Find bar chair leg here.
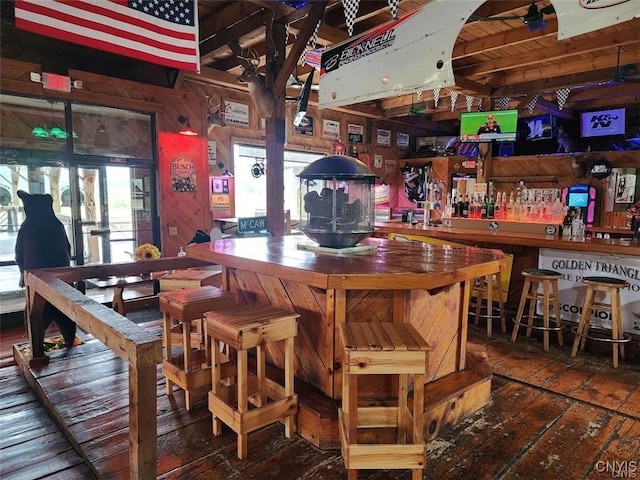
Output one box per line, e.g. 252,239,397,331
552,280,564,347
571,286,595,358
511,278,531,343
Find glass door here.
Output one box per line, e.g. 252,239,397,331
72,161,155,266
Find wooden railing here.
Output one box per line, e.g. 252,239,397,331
23,257,214,480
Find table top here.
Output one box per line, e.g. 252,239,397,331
187,236,505,291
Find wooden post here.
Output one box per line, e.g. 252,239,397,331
265,16,286,238
129,364,158,480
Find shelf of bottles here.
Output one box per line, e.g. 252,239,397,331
443,187,567,225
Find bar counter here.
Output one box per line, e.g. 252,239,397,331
375,220,640,256
187,235,506,447
375,221,640,323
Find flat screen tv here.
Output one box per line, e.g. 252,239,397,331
523,115,555,140
581,108,626,138
459,110,519,142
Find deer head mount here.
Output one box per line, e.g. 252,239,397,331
206,96,225,133
236,49,275,119
569,153,593,179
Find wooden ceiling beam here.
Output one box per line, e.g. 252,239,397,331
274,1,329,93
490,48,640,94
453,18,558,59
200,11,267,64
457,29,640,76
199,3,263,45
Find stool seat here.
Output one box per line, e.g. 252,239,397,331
582,276,628,285
159,286,236,410
206,303,299,459
339,322,429,480
511,269,563,352
469,272,506,337
571,277,630,368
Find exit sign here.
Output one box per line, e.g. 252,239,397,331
42,72,72,92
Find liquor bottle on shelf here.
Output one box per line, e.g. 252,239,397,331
487,194,495,219
481,196,488,219
457,196,465,219
507,192,515,220
515,196,523,220
494,191,502,220
452,194,459,217
462,195,470,218
472,194,481,219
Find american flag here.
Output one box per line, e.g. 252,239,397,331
14,0,200,72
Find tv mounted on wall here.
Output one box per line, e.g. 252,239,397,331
459,110,519,143
581,108,626,138
523,114,555,141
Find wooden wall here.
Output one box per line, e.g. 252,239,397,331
2,57,638,258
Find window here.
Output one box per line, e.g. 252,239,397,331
233,144,324,219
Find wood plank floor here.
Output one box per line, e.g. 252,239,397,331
1,317,639,480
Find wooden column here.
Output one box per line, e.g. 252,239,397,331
265,16,286,238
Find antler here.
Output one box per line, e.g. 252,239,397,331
206,95,225,132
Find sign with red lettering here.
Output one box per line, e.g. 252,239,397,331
171,156,196,192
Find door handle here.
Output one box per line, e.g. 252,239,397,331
90,229,111,236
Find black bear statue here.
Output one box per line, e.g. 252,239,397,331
15,190,77,347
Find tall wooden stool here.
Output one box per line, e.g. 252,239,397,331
159,286,236,410
205,303,299,459
571,276,630,368
469,272,506,337
338,321,430,480
511,268,564,352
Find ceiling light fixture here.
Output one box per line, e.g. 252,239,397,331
522,2,553,32
31,124,49,138
293,71,314,127
178,115,198,136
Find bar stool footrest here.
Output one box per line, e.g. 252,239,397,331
469,306,504,320
512,316,564,332
571,326,631,344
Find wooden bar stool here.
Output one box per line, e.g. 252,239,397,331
571,276,630,368
469,272,506,337
511,268,564,352
205,303,299,459
159,286,236,410
338,321,430,480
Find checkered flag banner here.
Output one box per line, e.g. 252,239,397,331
450,90,459,111
556,88,571,110
299,20,322,66
527,93,540,114
388,0,399,20
342,0,360,36
416,90,422,100
497,97,510,110
433,87,441,107
478,98,483,111
465,95,474,112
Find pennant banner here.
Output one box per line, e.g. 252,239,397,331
14,0,200,72
450,90,459,111
556,88,571,110
433,87,441,107
527,93,540,114
342,0,360,37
